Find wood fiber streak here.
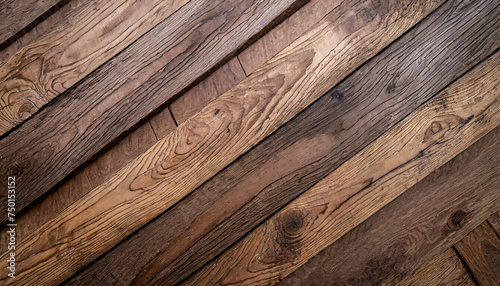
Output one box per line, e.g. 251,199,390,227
281,128,500,286
66,1,500,284
398,249,477,286
0,0,304,221
185,50,500,285
455,222,500,285
488,211,500,237
0,0,60,45
0,0,189,134
0,0,442,284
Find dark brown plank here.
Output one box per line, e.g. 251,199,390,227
455,221,500,285
66,1,499,284
0,0,307,222
280,126,500,286
0,0,61,45
398,249,476,286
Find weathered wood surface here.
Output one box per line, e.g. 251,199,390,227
398,249,477,286
66,1,500,284
0,0,443,284
0,0,61,45
0,0,190,134
185,49,500,285
0,0,307,221
281,127,500,285
455,221,500,285
488,211,500,237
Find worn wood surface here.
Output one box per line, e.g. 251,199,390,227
65,1,500,284
280,127,500,285
185,48,500,285
455,221,500,285
398,249,477,286
0,0,306,221
0,0,61,45
0,0,189,134
0,0,443,284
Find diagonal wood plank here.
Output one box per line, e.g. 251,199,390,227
64,1,500,284
455,221,500,285
0,0,443,284
488,211,500,237
0,0,308,221
184,49,500,285
0,0,61,46
281,128,500,285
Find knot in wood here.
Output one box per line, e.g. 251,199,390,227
279,208,307,237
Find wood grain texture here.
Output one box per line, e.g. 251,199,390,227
398,249,477,286
0,0,190,135
488,211,500,237
167,57,247,127
185,49,500,285
0,1,443,284
66,1,500,284
455,222,500,285
281,127,500,286
238,0,338,74
0,0,60,45
0,0,306,221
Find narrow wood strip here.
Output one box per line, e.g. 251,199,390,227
0,0,190,134
488,211,500,237
455,222,500,285
66,1,500,284
0,0,60,45
185,50,500,285
0,0,307,220
0,1,442,284
398,249,477,286
281,128,500,285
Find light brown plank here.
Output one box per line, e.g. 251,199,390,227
0,0,442,284
281,127,499,286
0,0,61,45
455,222,500,285
0,0,189,134
185,50,500,286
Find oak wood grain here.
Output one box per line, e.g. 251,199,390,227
487,211,500,237
399,249,477,286
0,0,60,45
455,222,500,285
0,0,307,221
0,0,190,134
280,127,500,285
185,49,500,285
0,0,443,284
65,1,500,284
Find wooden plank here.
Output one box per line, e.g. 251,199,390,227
0,0,307,221
488,211,500,237
184,49,500,285
0,0,190,134
398,249,477,286
166,57,247,127
0,0,61,45
238,0,338,74
455,222,500,285
280,127,500,285
0,0,443,284
65,1,500,284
